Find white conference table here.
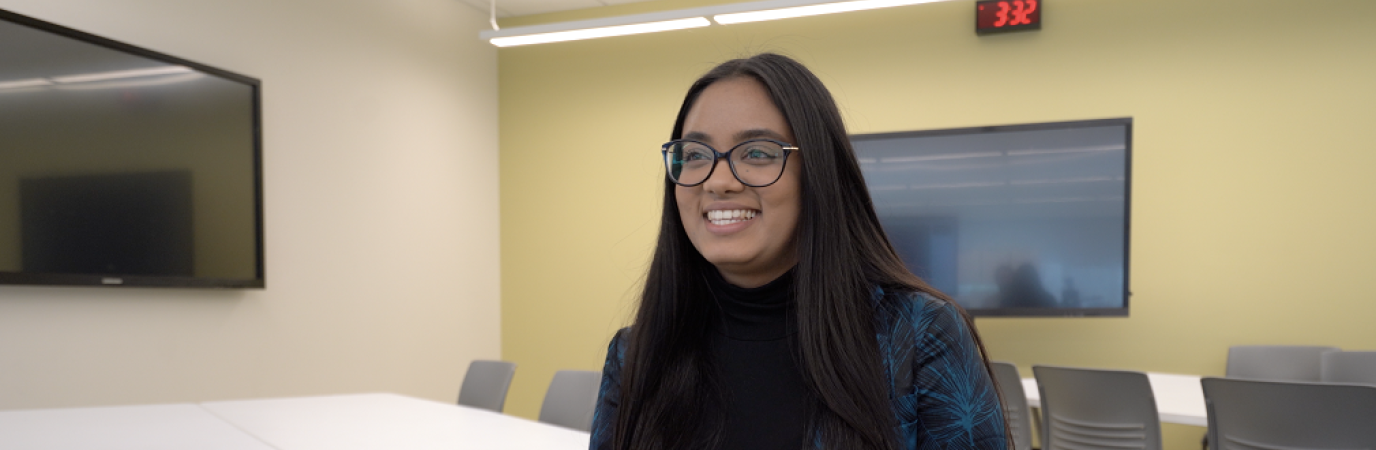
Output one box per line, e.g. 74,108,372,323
203,393,591,450
0,403,276,450
0,393,591,450
1021,373,1208,427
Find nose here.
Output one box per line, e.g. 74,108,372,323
701,158,743,195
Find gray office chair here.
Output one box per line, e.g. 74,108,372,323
1202,377,1376,450
990,361,1035,450
457,360,517,413
1033,365,1161,450
1321,350,1376,385
1204,346,1341,450
1225,345,1339,381
538,370,600,432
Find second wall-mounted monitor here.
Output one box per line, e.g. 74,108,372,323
853,118,1131,317
0,8,263,289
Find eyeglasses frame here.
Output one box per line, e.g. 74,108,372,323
661,138,801,188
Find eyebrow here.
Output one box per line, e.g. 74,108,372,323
682,128,789,144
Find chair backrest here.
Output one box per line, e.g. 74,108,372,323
538,370,601,432
990,361,1034,450
1033,365,1161,450
1202,377,1376,450
1321,350,1376,385
1225,345,1339,381
457,360,517,413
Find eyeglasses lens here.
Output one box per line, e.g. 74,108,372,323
667,141,715,186
731,141,787,186
665,140,787,186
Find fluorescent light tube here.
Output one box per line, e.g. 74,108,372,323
51,66,194,84
490,17,710,47
715,0,947,24
0,78,52,90
478,0,956,47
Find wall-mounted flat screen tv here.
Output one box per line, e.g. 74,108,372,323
853,118,1131,316
0,9,263,288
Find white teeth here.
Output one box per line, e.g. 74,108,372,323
705,209,759,225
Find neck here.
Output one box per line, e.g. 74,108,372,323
705,266,795,340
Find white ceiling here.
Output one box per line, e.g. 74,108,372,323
455,0,661,19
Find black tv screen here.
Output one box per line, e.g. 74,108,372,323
0,9,263,288
853,119,1131,316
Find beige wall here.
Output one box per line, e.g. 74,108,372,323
497,0,1376,448
0,0,500,409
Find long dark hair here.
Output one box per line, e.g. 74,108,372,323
613,53,1001,450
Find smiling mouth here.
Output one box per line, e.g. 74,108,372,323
705,209,758,226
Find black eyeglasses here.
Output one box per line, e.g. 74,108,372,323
661,138,800,187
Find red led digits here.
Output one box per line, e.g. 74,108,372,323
976,0,1040,34
1011,0,1037,26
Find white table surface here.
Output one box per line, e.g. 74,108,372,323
201,393,591,450
1022,373,1208,427
0,403,276,450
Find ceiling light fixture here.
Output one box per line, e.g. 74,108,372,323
490,17,710,47
714,0,948,24
480,0,956,47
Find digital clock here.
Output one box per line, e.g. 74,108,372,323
976,0,1041,35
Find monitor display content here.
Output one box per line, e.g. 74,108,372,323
0,9,263,288
853,119,1131,316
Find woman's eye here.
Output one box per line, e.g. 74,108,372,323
742,148,778,160
683,150,712,161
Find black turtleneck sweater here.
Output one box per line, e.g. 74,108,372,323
705,268,808,450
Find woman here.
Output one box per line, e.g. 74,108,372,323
590,53,1007,450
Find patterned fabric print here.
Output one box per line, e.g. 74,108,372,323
877,288,1007,450
589,290,1007,450
589,328,625,450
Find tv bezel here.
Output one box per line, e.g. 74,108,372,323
852,118,1132,317
0,8,265,289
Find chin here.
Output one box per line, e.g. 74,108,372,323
699,249,755,268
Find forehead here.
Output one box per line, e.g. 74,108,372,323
682,76,794,145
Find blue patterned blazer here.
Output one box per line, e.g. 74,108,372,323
589,287,1008,449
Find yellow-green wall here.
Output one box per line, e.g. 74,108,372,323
498,0,1376,447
